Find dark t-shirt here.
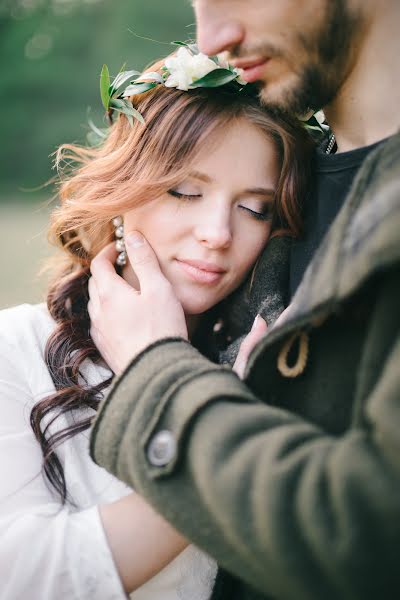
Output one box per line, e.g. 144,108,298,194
289,140,384,298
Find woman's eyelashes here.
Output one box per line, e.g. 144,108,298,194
238,200,273,221
167,187,273,222
168,189,202,200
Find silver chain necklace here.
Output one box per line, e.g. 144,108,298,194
326,133,336,155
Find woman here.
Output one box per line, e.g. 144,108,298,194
0,47,313,599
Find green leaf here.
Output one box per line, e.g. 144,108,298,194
88,118,108,140
110,69,141,97
171,41,189,47
190,68,237,88
100,64,111,110
87,130,108,147
304,124,325,133
88,120,108,138
109,98,131,110
122,81,158,96
306,115,320,127
135,71,164,84
115,107,145,126
109,98,145,125
171,41,198,55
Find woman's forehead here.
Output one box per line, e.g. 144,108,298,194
192,120,279,187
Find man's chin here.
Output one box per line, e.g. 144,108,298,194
257,74,311,116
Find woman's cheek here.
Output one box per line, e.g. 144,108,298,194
238,227,269,268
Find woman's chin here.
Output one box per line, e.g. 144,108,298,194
181,302,212,317
174,280,229,316
179,295,217,317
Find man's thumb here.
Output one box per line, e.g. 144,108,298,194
125,231,162,290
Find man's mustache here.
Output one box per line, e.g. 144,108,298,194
228,43,281,61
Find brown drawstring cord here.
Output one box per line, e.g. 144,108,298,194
277,331,309,378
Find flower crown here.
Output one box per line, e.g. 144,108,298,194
98,42,250,127
89,41,329,145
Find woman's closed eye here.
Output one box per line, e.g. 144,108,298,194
168,189,203,200
168,181,203,200
167,184,274,221
238,198,274,221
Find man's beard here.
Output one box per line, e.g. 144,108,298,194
258,0,362,114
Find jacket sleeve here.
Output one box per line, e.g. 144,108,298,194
90,292,400,600
0,323,127,600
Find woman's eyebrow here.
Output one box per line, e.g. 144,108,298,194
189,170,213,183
243,187,275,197
189,171,276,195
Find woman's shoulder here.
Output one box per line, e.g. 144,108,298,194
0,302,55,351
0,304,56,397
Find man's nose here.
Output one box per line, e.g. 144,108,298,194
195,3,245,56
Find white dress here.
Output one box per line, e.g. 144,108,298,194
0,303,217,600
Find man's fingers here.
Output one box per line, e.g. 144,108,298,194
125,231,167,293
233,315,268,378
88,276,99,307
272,305,291,330
90,242,135,307
90,242,121,284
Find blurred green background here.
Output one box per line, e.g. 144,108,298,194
0,0,194,309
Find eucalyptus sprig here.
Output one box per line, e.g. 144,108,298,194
100,64,144,125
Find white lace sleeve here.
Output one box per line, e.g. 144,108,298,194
0,310,127,600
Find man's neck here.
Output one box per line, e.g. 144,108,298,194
324,1,400,153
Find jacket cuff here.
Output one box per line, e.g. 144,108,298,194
90,338,255,485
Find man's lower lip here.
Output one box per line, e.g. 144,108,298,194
176,261,224,284
241,59,269,83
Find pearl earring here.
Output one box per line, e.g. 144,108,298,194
112,216,127,266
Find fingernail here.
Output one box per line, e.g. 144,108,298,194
126,232,145,248
251,315,260,331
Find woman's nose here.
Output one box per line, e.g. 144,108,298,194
195,212,233,250
195,3,245,57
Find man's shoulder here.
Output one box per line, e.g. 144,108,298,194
361,132,400,193
376,131,400,166
343,133,400,257
276,134,400,325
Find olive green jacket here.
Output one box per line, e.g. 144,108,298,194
90,132,400,600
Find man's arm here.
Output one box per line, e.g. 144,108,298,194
88,235,400,599
90,330,400,600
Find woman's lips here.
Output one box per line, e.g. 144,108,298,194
176,259,226,285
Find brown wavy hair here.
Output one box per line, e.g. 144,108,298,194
31,57,314,503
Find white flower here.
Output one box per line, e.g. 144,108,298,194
216,51,230,70
216,51,247,85
314,110,326,125
164,47,219,91
233,68,247,86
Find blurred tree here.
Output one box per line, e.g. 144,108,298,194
0,0,194,197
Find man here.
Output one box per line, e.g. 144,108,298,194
88,1,400,598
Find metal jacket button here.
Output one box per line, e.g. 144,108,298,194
147,430,177,466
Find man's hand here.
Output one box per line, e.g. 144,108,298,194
88,232,188,375
233,315,268,378
232,305,292,378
